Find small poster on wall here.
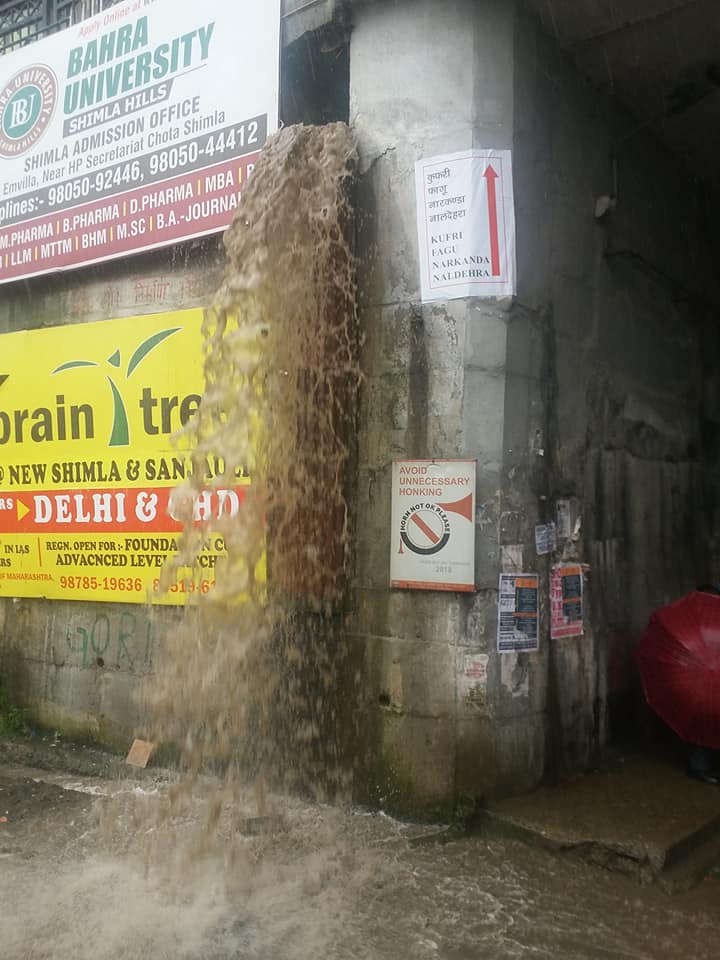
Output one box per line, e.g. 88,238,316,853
550,564,584,639
390,459,476,592
458,653,490,713
497,573,539,653
534,522,557,556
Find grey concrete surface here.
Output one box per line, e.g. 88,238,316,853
483,746,720,891
347,0,520,814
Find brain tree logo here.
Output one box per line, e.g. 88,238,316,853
52,328,181,447
0,65,57,158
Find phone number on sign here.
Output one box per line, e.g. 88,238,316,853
57,576,217,594
155,578,216,595
59,575,145,592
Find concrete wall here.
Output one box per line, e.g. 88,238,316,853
347,0,720,813
347,0,521,813
512,3,720,759
0,241,224,745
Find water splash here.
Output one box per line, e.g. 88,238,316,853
143,123,360,858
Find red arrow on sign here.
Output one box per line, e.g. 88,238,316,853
483,165,501,277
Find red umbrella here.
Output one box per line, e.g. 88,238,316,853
637,591,720,749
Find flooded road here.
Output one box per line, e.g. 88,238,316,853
1,741,719,960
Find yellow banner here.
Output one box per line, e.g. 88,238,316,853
0,308,245,604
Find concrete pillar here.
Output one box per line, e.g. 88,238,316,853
348,0,522,815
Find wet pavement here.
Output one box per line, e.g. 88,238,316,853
1,737,720,960
484,745,720,889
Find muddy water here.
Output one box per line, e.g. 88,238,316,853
141,122,359,858
1,760,720,960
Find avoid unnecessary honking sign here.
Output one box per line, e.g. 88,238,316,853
390,459,476,592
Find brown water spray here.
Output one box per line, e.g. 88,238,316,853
143,123,360,854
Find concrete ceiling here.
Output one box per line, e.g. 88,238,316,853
281,0,720,184
525,0,720,185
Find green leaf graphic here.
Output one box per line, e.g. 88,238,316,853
107,349,121,368
126,328,181,378
107,377,129,446
52,360,99,374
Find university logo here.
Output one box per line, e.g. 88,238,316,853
0,65,57,158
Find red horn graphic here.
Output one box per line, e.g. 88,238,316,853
438,494,473,522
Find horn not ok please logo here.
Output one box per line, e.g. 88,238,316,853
52,328,181,447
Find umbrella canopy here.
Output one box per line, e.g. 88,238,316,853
637,591,720,749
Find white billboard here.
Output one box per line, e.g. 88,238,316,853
0,0,281,283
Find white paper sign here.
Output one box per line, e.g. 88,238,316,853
390,459,476,592
415,149,516,301
534,522,557,556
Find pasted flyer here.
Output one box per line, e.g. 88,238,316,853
550,564,584,639
497,573,539,653
458,653,489,712
534,521,556,556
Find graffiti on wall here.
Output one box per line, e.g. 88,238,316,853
64,609,156,673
